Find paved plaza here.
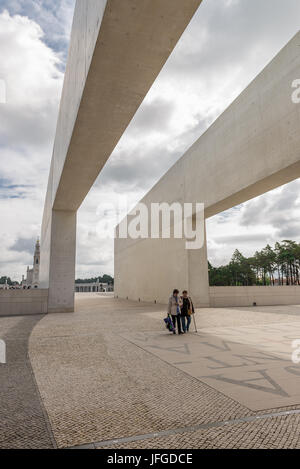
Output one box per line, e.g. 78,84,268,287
1,294,300,449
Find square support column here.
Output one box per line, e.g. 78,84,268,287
188,222,210,308
40,209,77,313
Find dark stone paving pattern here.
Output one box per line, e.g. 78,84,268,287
0,315,55,449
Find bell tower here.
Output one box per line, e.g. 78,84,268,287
32,238,40,288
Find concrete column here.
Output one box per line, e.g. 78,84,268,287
188,223,210,307
47,210,77,313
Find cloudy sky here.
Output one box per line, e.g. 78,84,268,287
0,0,300,281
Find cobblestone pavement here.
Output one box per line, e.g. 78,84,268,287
26,295,300,449
0,315,55,449
102,412,300,449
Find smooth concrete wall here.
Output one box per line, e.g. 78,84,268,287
0,290,49,317
40,0,202,313
115,237,190,304
115,31,300,307
115,223,210,307
210,286,300,308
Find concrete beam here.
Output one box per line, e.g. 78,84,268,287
52,0,203,211
115,31,300,306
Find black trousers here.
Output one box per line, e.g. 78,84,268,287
172,315,182,334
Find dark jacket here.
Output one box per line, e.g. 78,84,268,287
180,296,195,317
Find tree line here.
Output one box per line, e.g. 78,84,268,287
209,240,300,286
75,274,114,285
0,276,14,285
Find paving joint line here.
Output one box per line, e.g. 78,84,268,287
68,408,300,449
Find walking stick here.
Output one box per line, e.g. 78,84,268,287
192,312,198,333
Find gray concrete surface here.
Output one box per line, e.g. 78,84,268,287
115,31,300,307
0,289,49,317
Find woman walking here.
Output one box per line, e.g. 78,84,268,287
180,290,195,333
167,289,183,335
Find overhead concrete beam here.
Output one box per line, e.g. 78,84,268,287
52,0,203,211
115,31,300,306
40,0,203,312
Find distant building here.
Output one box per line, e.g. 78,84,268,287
21,239,40,289
75,280,114,293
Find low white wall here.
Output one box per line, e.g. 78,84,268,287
210,286,300,308
0,289,49,317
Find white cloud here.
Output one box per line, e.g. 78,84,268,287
207,180,300,266
0,10,64,280
2,0,300,280
0,1,75,58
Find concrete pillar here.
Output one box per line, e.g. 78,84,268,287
47,210,77,313
188,223,210,307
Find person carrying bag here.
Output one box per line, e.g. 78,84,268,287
167,289,183,335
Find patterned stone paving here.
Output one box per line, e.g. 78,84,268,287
29,297,252,448
2,295,300,449
29,295,300,449
121,321,300,410
102,412,300,449
0,315,55,449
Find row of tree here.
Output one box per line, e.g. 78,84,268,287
75,274,114,285
209,240,300,286
0,275,114,286
0,276,15,285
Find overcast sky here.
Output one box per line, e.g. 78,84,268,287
0,0,300,281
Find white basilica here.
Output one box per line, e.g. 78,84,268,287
21,239,40,289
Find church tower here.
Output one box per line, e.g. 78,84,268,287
32,238,40,288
